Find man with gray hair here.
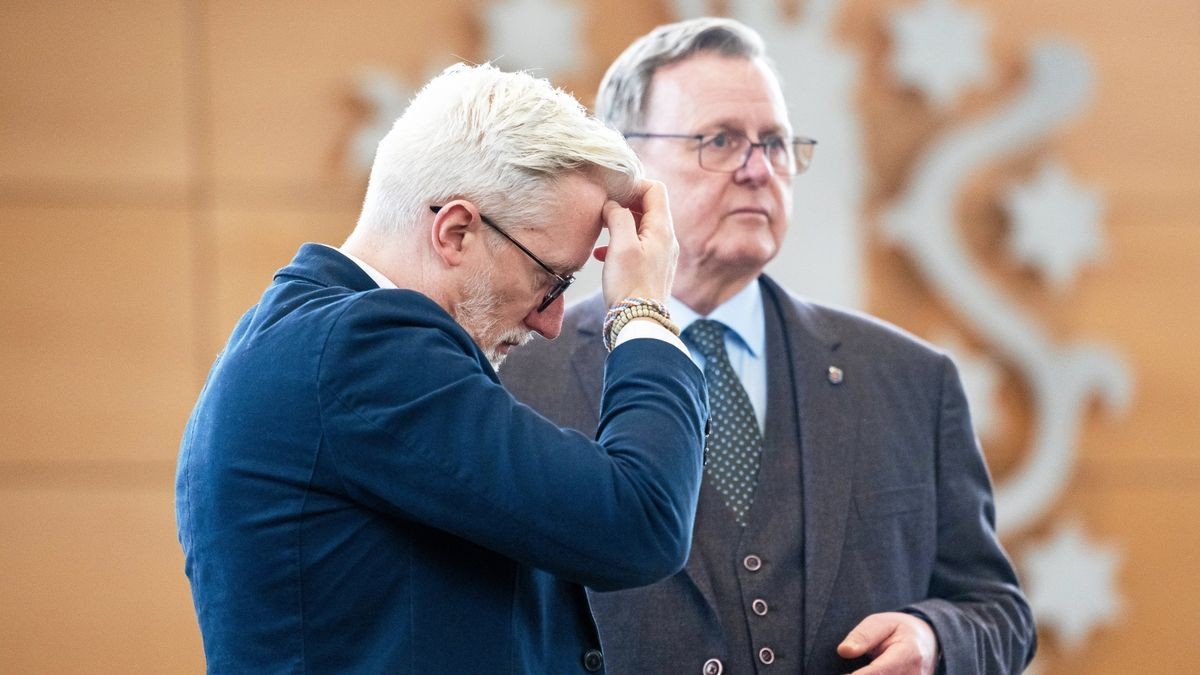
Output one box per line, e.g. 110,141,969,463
176,63,708,673
503,18,1035,674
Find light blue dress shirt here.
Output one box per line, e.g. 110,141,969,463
670,280,767,433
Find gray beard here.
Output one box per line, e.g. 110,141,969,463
454,267,532,370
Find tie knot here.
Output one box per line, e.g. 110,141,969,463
683,319,729,361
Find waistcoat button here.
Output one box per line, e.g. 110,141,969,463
752,598,768,616
743,554,762,571
758,647,775,665
702,657,723,675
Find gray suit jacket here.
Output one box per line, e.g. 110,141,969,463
502,276,1035,674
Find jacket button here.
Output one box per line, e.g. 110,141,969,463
743,554,762,571
583,649,603,672
758,647,775,665
752,598,768,616
702,658,723,675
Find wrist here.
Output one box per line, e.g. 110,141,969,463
602,297,679,351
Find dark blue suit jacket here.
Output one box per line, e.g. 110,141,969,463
176,244,708,673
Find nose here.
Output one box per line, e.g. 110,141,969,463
523,294,565,340
734,144,774,186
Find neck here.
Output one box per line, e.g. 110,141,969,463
671,263,761,316
341,230,448,308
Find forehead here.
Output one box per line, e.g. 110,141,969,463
643,54,789,132
531,173,608,271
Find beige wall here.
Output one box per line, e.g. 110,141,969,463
1,1,1196,671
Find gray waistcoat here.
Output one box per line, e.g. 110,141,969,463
590,284,806,674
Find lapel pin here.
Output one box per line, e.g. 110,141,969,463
827,366,844,384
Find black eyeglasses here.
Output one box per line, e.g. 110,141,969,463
430,205,574,312
623,130,817,175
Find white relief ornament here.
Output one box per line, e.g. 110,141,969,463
483,0,585,78
349,69,412,172
934,334,1003,439
882,41,1132,538
1005,161,1106,290
1022,521,1122,651
889,0,991,110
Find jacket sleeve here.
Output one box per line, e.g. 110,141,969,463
316,294,708,591
902,355,1037,673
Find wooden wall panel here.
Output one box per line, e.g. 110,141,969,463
207,209,357,353
0,207,197,464
0,484,204,673
203,0,474,201
1069,219,1200,464
0,2,191,200
998,0,1200,198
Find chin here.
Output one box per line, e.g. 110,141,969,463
715,243,779,273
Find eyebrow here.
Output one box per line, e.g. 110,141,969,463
699,120,790,136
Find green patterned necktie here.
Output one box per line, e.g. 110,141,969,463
683,319,764,526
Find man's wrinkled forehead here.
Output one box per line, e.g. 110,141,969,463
643,54,790,128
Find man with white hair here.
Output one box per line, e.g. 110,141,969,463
504,18,1035,674
176,63,708,673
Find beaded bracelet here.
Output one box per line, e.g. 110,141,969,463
602,297,680,352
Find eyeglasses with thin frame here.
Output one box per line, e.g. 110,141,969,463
429,205,574,313
623,130,817,175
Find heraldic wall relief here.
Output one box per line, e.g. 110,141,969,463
1,1,1196,672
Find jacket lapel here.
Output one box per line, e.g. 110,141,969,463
568,294,608,422
761,277,856,661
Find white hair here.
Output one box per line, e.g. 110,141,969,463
357,63,643,236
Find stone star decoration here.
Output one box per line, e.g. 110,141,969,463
1004,161,1106,290
482,0,585,79
1021,521,1123,651
349,69,412,172
889,0,991,109
935,334,1002,439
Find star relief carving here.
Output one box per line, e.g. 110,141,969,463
888,0,991,109
1022,522,1122,651
482,0,585,78
349,69,412,172
1004,161,1105,290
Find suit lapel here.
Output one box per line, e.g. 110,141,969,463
761,278,857,662
568,294,608,425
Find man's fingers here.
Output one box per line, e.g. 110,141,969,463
847,643,910,675
837,615,893,658
636,181,671,237
839,613,938,675
619,178,653,210
603,199,636,246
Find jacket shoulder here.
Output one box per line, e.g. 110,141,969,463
767,280,948,367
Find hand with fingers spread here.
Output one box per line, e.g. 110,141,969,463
837,611,940,675
595,180,678,306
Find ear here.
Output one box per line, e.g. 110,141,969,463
429,201,479,268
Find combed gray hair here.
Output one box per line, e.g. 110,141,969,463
358,63,643,236
596,17,769,132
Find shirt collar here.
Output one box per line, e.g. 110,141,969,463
320,244,398,290
669,279,765,358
